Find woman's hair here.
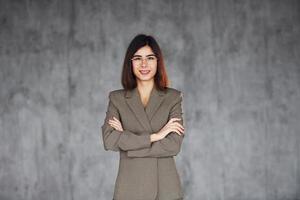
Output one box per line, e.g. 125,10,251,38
121,34,169,91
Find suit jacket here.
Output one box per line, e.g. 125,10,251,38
101,86,185,200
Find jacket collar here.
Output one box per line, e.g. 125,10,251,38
125,86,166,131
124,86,165,98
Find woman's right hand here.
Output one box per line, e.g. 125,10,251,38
151,118,184,142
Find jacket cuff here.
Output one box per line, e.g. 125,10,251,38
120,130,152,150
136,134,151,149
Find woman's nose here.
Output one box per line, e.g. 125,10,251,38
141,59,147,67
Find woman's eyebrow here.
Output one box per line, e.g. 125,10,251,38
132,54,156,57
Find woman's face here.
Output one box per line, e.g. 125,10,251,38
131,45,158,82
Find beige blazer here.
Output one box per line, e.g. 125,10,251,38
101,86,185,200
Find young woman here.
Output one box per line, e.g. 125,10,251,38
101,34,185,200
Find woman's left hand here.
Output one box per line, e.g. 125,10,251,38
108,117,124,132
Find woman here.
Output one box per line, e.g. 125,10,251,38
101,34,185,200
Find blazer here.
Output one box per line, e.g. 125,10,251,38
101,86,185,200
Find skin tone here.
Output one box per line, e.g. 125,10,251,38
108,45,184,142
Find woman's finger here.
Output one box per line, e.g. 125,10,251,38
109,119,124,131
109,124,117,129
168,118,181,124
110,120,122,130
167,121,184,131
109,118,120,124
108,120,118,126
109,123,122,131
110,118,123,127
170,128,182,136
113,117,121,123
170,117,181,122
170,121,184,129
109,119,119,126
172,122,185,131
109,121,121,129
175,127,184,134
108,121,116,125
169,124,184,134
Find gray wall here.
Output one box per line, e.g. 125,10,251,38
0,0,299,200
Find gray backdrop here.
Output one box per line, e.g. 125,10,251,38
0,0,299,200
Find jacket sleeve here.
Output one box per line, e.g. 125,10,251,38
101,92,152,152
127,92,185,158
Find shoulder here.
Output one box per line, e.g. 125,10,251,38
165,87,184,99
163,87,184,106
107,87,183,100
108,89,125,100
108,89,125,96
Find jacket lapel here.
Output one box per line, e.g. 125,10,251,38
125,86,166,131
145,87,165,121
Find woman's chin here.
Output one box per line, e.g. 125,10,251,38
137,76,154,82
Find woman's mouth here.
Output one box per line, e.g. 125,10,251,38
139,70,151,75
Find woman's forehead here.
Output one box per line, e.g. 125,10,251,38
134,45,154,55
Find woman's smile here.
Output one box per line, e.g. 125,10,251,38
139,70,151,75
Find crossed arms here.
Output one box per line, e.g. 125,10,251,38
101,91,185,158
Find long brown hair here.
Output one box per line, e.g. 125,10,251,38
121,34,169,91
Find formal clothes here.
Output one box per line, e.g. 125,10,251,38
101,86,185,200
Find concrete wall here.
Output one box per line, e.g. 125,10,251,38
0,0,299,199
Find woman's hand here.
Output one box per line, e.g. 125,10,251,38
153,117,184,141
108,117,124,132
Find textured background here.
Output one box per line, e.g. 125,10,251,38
0,0,300,200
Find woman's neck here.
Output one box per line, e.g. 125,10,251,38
137,80,154,95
